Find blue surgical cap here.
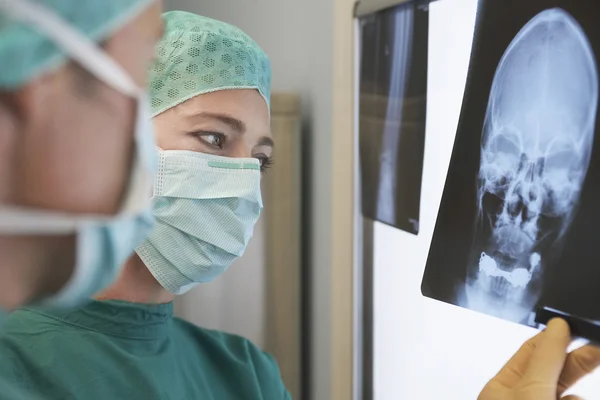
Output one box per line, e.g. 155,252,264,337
0,0,154,90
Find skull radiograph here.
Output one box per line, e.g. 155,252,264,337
458,8,599,323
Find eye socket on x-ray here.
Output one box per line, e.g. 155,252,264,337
485,134,521,159
544,142,578,169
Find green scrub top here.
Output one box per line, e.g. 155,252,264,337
0,300,291,399
0,310,42,400
0,378,30,400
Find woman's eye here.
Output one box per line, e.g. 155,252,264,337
258,156,274,172
198,133,225,148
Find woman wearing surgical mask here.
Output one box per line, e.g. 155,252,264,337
0,0,162,311
0,12,289,400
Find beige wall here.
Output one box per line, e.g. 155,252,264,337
164,1,355,399
330,1,356,399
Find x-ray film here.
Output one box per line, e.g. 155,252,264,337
358,1,429,235
422,0,600,340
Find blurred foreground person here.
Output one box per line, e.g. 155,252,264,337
0,0,162,312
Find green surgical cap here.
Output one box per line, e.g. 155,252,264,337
149,11,272,117
0,0,154,89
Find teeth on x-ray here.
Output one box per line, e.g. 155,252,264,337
478,252,532,289
463,8,599,323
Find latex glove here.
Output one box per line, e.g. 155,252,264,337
478,318,600,400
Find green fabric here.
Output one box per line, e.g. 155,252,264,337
149,11,272,117
0,379,32,400
0,0,154,89
0,311,38,400
0,300,290,399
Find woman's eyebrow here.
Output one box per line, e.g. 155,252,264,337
196,112,246,134
256,136,275,148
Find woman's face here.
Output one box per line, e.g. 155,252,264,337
152,89,273,171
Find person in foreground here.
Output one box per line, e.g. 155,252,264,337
480,318,600,400
0,11,289,400
0,0,162,312
0,1,161,399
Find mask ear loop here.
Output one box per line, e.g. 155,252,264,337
0,0,138,96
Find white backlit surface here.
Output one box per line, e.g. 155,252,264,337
372,0,600,398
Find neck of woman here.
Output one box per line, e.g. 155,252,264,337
96,254,174,305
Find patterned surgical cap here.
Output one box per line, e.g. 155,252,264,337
149,11,272,117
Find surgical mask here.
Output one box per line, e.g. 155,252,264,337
137,149,263,295
0,0,157,308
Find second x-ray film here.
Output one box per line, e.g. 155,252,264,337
358,1,429,235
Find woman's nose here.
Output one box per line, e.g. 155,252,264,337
228,142,252,159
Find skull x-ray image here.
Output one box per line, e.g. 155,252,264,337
464,8,598,323
422,0,600,337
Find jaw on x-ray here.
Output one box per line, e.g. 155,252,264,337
458,8,599,323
